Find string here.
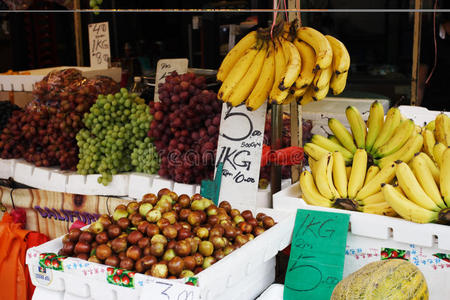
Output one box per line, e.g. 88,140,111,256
106,196,111,215
10,188,15,210
283,0,288,21
296,0,301,26
425,0,438,85
270,0,280,39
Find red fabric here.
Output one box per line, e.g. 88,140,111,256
0,213,49,300
260,145,304,167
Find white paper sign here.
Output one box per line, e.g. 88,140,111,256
215,102,267,207
88,22,111,69
140,279,200,300
154,58,189,101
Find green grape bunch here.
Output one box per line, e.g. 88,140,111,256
76,88,160,185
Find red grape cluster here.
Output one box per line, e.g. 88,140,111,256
149,72,222,184
0,69,119,170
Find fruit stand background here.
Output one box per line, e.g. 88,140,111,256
0,186,129,239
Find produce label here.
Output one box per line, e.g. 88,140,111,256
214,102,267,208
380,247,410,260
106,267,135,288
88,22,111,69
433,253,450,264
154,59,188,101
33,265,53,286
39,253,66,271
284,209,349,300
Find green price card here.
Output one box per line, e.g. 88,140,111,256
284,209,350,300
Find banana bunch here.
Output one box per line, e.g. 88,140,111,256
299,149,397,216
304,103,424,168
217,23,350,111
382,149,450,224
422,113,450,167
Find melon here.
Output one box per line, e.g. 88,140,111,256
331,259,428,299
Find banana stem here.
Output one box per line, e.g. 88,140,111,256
438,208,450,224
334,198,359,211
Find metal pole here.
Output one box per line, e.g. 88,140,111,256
270,104,282,201
73,0,84,66
411,0,422,105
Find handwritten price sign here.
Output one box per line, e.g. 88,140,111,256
214,102,267,207
154,59,188,102
141,280,199,300
88,22,111,69
284,210,349,300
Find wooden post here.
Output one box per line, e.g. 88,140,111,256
73,0,84,66
288,0,302,184
411,0,422,105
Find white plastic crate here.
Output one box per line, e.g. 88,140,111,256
273,183,450,251
0,157,18,179
26,208,294,300
399,105,450,126
66,173,130,196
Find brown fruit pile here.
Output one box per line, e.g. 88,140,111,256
59,188,276,279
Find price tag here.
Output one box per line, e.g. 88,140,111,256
141,280,200,300
154,59,188,102
214,102,267,207
88,22,111,69
284,209,349,300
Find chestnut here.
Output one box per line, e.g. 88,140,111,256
162,211,178,224
143,246,152,256
97,214,113,228
193,252,204,266
68,228,82,242
157,188,171,199
253,226,265,236
235,234,249,247
247,217,258,228
142,193,158,206
178,194,191,208
151,234,168,246
117,217,130,230
202,256,216,269
168,191,178,202
262,216,275,229
224,226,237,240
196,227,209,239
189,237,200,255
151,263,168,278
135,258,146,274
179,222,191,231
137,237,150,249
217,213,231,223
118,252,127,260
141,255,157,270
62,234,70,244
210,226,224,237
198,211,206,224
74,241,91,254
139,202,153,217
156,196,172,213
233,215,245,224
113,207,128,221
127,201,140,214
187,211,202,227
131,214,144,226
146,223,160,237
219,201,231,213
191,193,203,201
223,245,235,256
247,233,255,241
179,209,191,221
179,270,195,278
96,244,112,260
61,241,75,256
137,221,150,234
115,204,127,211
239,222,253,234
120,257,134,271
76,253,89,260
173,203,182,214
210,236,226,250
91,241,99,249
167,240,177,249
206,205,218,216
105,255,120,267
241,210,253,221
194,267,203,274
111,237,128,253
177,228,192,241
95,231,109,244
230,209,240,218
214,249,225,261
79,231,94,243
150,242,165,257
107,225,121,239
199,241,214,257
162,225,178,240
127,230,143,245
126,245,142,261
183,256,196,271
156,217,170,230
173,223,182,231
174,240,191,257
88,222,104,234
163,249,176,261
256,212,266,221
168,256,184,276
207,215,219,225
146,209,162,223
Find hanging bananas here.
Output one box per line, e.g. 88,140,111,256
217,21,351,111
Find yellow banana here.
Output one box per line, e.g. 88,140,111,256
311,134,353,161
396,162,440,211
312,65,333,91
348,149,367,199
346,106,367,149
355,161,397,200
422,129,436,160
304,142,330,161
227,44,267,107
299,87,315,105
293,40,316,89
245,43,275,111
328,118,357,154
329,135,343,146
293,86,308,98
364,165,380,186
269,39,287,104
282,93,296,105
415,152,440,184
382,183,438,224
296,27,332,71
326,154,340,199
365,101,385,152
299,170,333,207
315,154,335,199
372,107,402,151
411,154,445,208
433,142,446,167
375,119,415,158
360,201,397,217
330,72,348,95
435,113,450,146
358,191,385,206
332,151,348,198
308,157,317,175
441,148,450,206
394,183,406,196
425,120,435,131
275,39,301,102
312,83,329,101
217,31,258,82
218,46,259,102
325,35,350,74
377,133,423,169
346,166,352,178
